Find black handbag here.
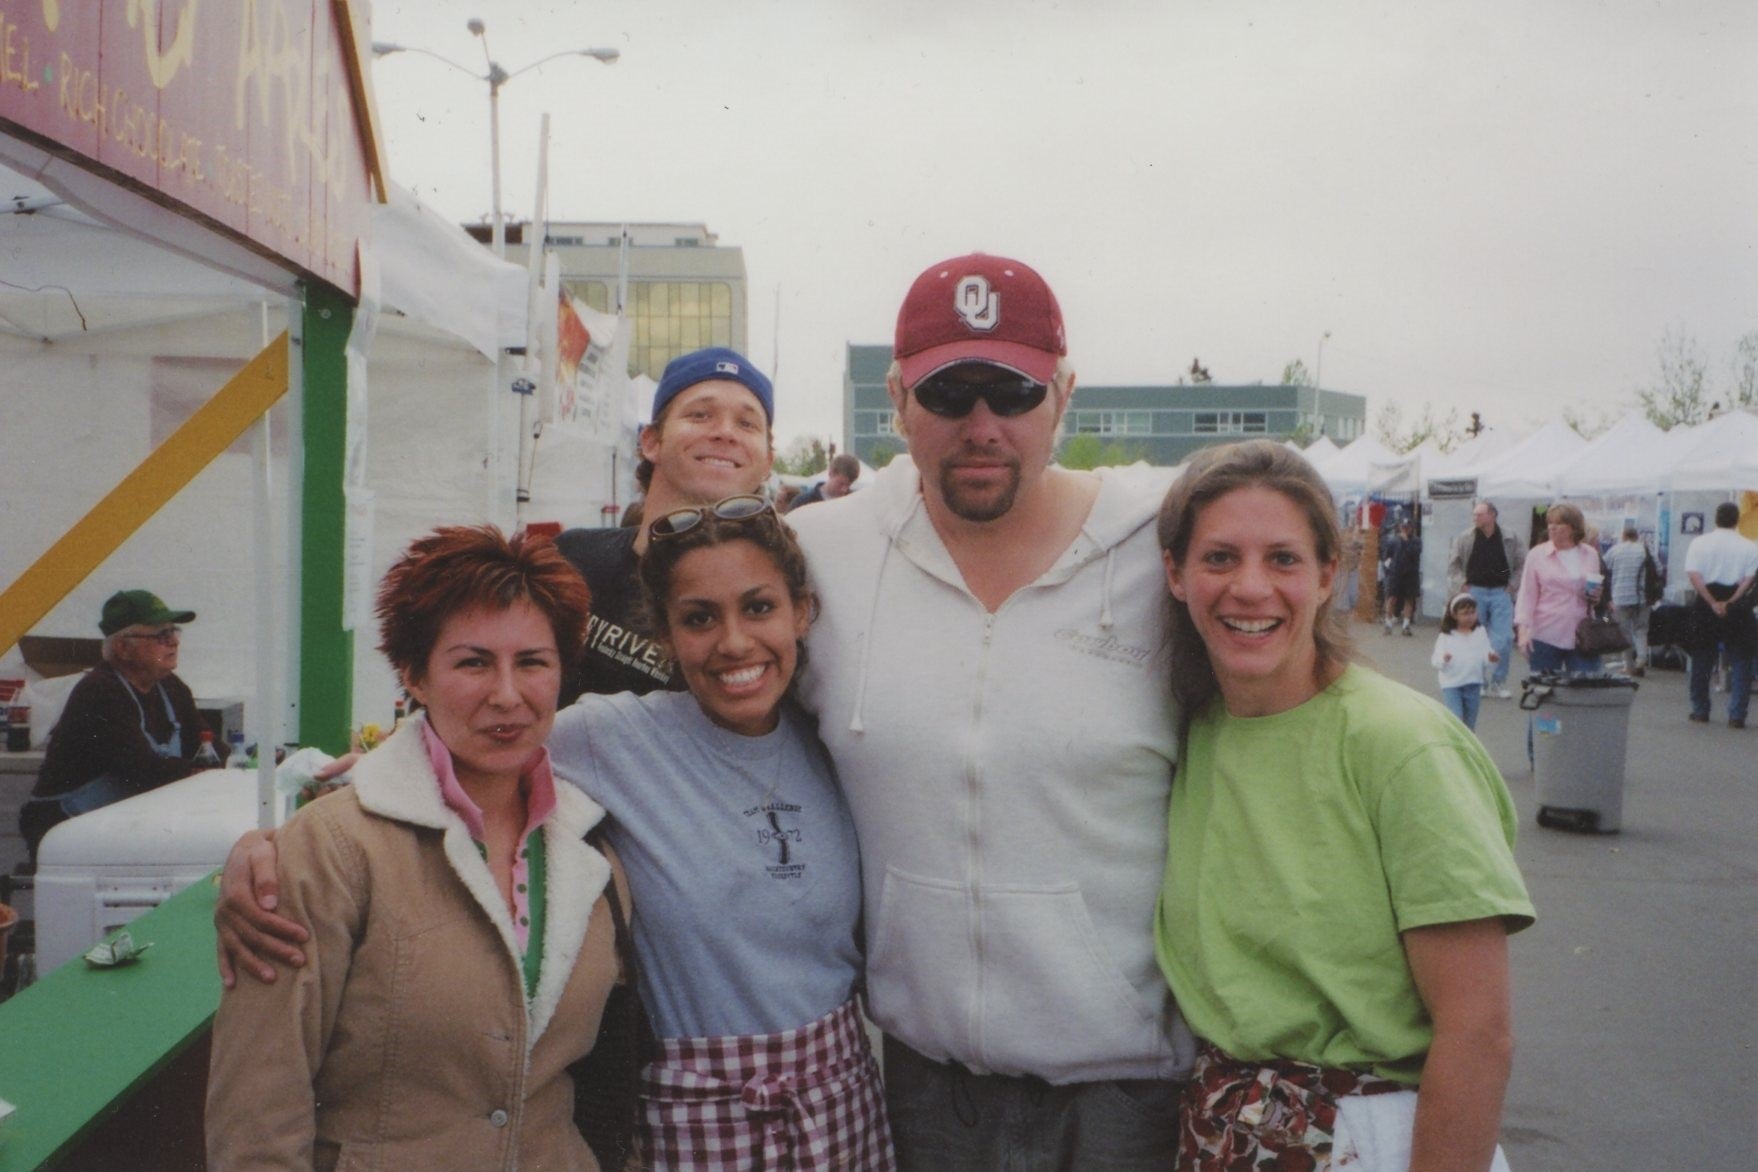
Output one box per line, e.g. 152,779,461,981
570,828,653,1171
1574,614,1631,655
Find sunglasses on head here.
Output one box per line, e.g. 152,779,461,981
912,369,1049,419
648,494,776,540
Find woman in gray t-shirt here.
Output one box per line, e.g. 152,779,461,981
551,495,893,1171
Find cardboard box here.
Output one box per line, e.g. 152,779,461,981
18,636,103,680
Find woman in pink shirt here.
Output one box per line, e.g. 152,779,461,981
1515,502,1605,675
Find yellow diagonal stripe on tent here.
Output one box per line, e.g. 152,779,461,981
0,333,291,656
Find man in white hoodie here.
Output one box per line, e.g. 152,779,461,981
789,254,1190,1170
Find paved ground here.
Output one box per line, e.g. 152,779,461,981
1351,616,1756,1170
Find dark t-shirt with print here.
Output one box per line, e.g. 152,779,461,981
553,526,682,704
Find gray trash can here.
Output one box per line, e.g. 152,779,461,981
1520,673,1639,833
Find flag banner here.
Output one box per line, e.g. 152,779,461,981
552,292,627,442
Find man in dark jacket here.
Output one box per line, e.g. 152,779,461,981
1447,500,1526,696
21,590,218,860
1381,521,1423,635
788,453,861,510
553,347,775,703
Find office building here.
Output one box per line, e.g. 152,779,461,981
472,221,747,381
843,343,1367,467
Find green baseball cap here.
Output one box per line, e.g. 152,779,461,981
100,590,196,636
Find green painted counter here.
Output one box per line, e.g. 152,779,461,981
0,876,219,1170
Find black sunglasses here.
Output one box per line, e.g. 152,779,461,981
912,371,1049,419
649,494,776,539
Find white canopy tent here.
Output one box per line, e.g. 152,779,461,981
1424,428,1523,483
1664,410,1758,494
1368,439,1438,498
1301,434,1342,472
1319,434,1398,500
1540,411,1757,600
1470,419,1587,503
1551,413,1667,499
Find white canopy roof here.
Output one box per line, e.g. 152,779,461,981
1470,419,1586,499
1369,439,1440,495
2,160,525,355
1,167,273,340
1321,434,1398,496
1665,410,1758,493
1423,428,1522,483
1301,434,1341,470
1552,412,1667,497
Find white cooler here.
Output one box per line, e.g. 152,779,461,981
34,770,259,973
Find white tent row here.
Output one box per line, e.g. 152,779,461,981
1310,412,1754,620
2,158,638,738
1410,411,1758,618
1547,409,1758,604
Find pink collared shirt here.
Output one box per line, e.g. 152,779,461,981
1515,541,1595,649
421,720,556,951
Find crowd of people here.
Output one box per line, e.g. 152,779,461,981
24,249,1754,1170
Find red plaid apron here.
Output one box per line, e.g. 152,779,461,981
637,998,895,1171
1178,1042,1407,1171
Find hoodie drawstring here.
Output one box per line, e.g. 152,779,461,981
1098,545,1117,633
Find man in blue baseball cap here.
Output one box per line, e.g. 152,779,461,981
553,346,775,700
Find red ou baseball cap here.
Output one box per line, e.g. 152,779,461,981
894,254,1067,388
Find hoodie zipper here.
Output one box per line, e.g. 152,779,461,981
965,610,994,1065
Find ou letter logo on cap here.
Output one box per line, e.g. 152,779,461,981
954,275,1000,332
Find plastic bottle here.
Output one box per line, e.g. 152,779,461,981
194,729,222,767
227,729,251,770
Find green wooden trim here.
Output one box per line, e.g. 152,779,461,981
299,283,356,755
0,879,221,1171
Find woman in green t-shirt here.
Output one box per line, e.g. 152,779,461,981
1153,440,1535,1172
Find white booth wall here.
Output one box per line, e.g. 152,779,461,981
1,306,294,710
1,309,636,740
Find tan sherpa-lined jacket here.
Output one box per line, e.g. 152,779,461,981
207,714,623,1171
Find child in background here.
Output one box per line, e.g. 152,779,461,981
1433,593,1499,730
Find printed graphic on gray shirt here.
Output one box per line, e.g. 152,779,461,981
748,799,806,879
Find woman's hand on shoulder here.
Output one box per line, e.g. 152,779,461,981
214,828,309,987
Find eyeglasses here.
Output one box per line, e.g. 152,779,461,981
912,370,1049,419
123,627,181,645
649,494,776,539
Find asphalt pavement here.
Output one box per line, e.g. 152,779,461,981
1351,615,1756,1171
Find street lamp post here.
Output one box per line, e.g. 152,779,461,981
1316,329,1332,391
373,19,618,259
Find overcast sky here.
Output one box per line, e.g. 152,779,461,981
368,0,1757,450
